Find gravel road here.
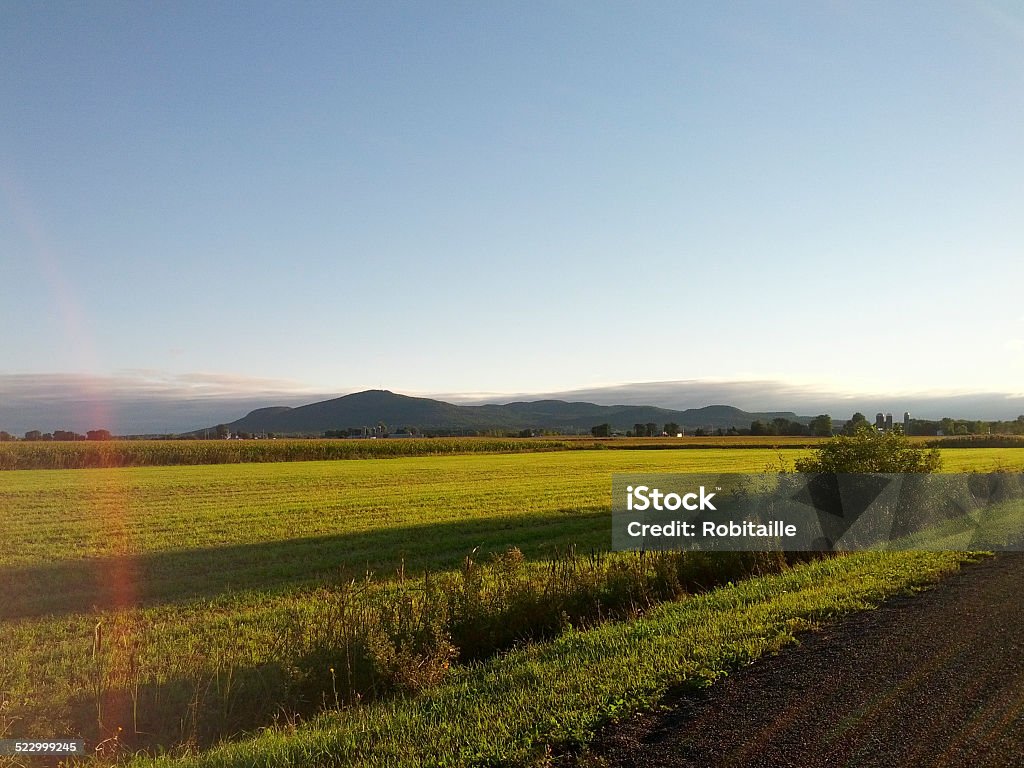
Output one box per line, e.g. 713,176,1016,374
591,554,1024,768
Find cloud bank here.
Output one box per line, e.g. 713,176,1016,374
0,372,331,434
443,379,1024,422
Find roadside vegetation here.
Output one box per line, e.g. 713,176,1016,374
125,551,975,768
3,547,811,754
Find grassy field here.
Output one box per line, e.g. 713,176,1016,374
1,449,798,574
2,446,1023,764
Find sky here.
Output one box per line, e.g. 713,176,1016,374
3,1,1024,421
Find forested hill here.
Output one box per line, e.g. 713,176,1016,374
195,389,806,435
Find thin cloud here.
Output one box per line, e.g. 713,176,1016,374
0,371,325,402
0,371,331,434
438,379,1024,419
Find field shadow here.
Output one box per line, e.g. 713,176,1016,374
2,509,609,620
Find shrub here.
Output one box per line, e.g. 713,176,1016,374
794,426,941,474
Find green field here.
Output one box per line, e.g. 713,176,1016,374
2,446,1023,764
4,449,825,575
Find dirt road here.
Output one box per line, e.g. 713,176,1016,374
592,554,1024,768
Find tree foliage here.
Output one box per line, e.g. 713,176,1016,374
750,417,807,436
843,412,869,435
808,414,832,437
795,425,941,474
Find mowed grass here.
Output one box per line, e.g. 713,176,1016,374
935,448,1024,472
3,447,1021,572
4,450,834,625
2,447,1023,762
0,449,811,570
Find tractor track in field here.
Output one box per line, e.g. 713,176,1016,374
589,553,1024,768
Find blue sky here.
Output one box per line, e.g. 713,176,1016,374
3,1,1023,405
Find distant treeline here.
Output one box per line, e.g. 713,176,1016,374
0,428,112,442
907,417,1024,436
591,415,832,438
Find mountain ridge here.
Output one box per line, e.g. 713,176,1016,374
193,389,808,436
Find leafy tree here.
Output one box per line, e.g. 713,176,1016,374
24,430,42,441
634,423,645,437
215,424,230,439
0,431,12,442
809,414,833,437
86,429,112,441
664,422,680,436
591,423,610,438
644,422,658,437
795,426,941,473
843,412,869,435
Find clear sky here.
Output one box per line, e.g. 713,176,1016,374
3,1,1023,402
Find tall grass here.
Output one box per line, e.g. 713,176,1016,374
927,435,1024,449
129,551,974,768
3,437,1021,471
0,439,581,470
6,548,807,753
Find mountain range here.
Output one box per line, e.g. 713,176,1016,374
5,374,1022,435
196,389,807,436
